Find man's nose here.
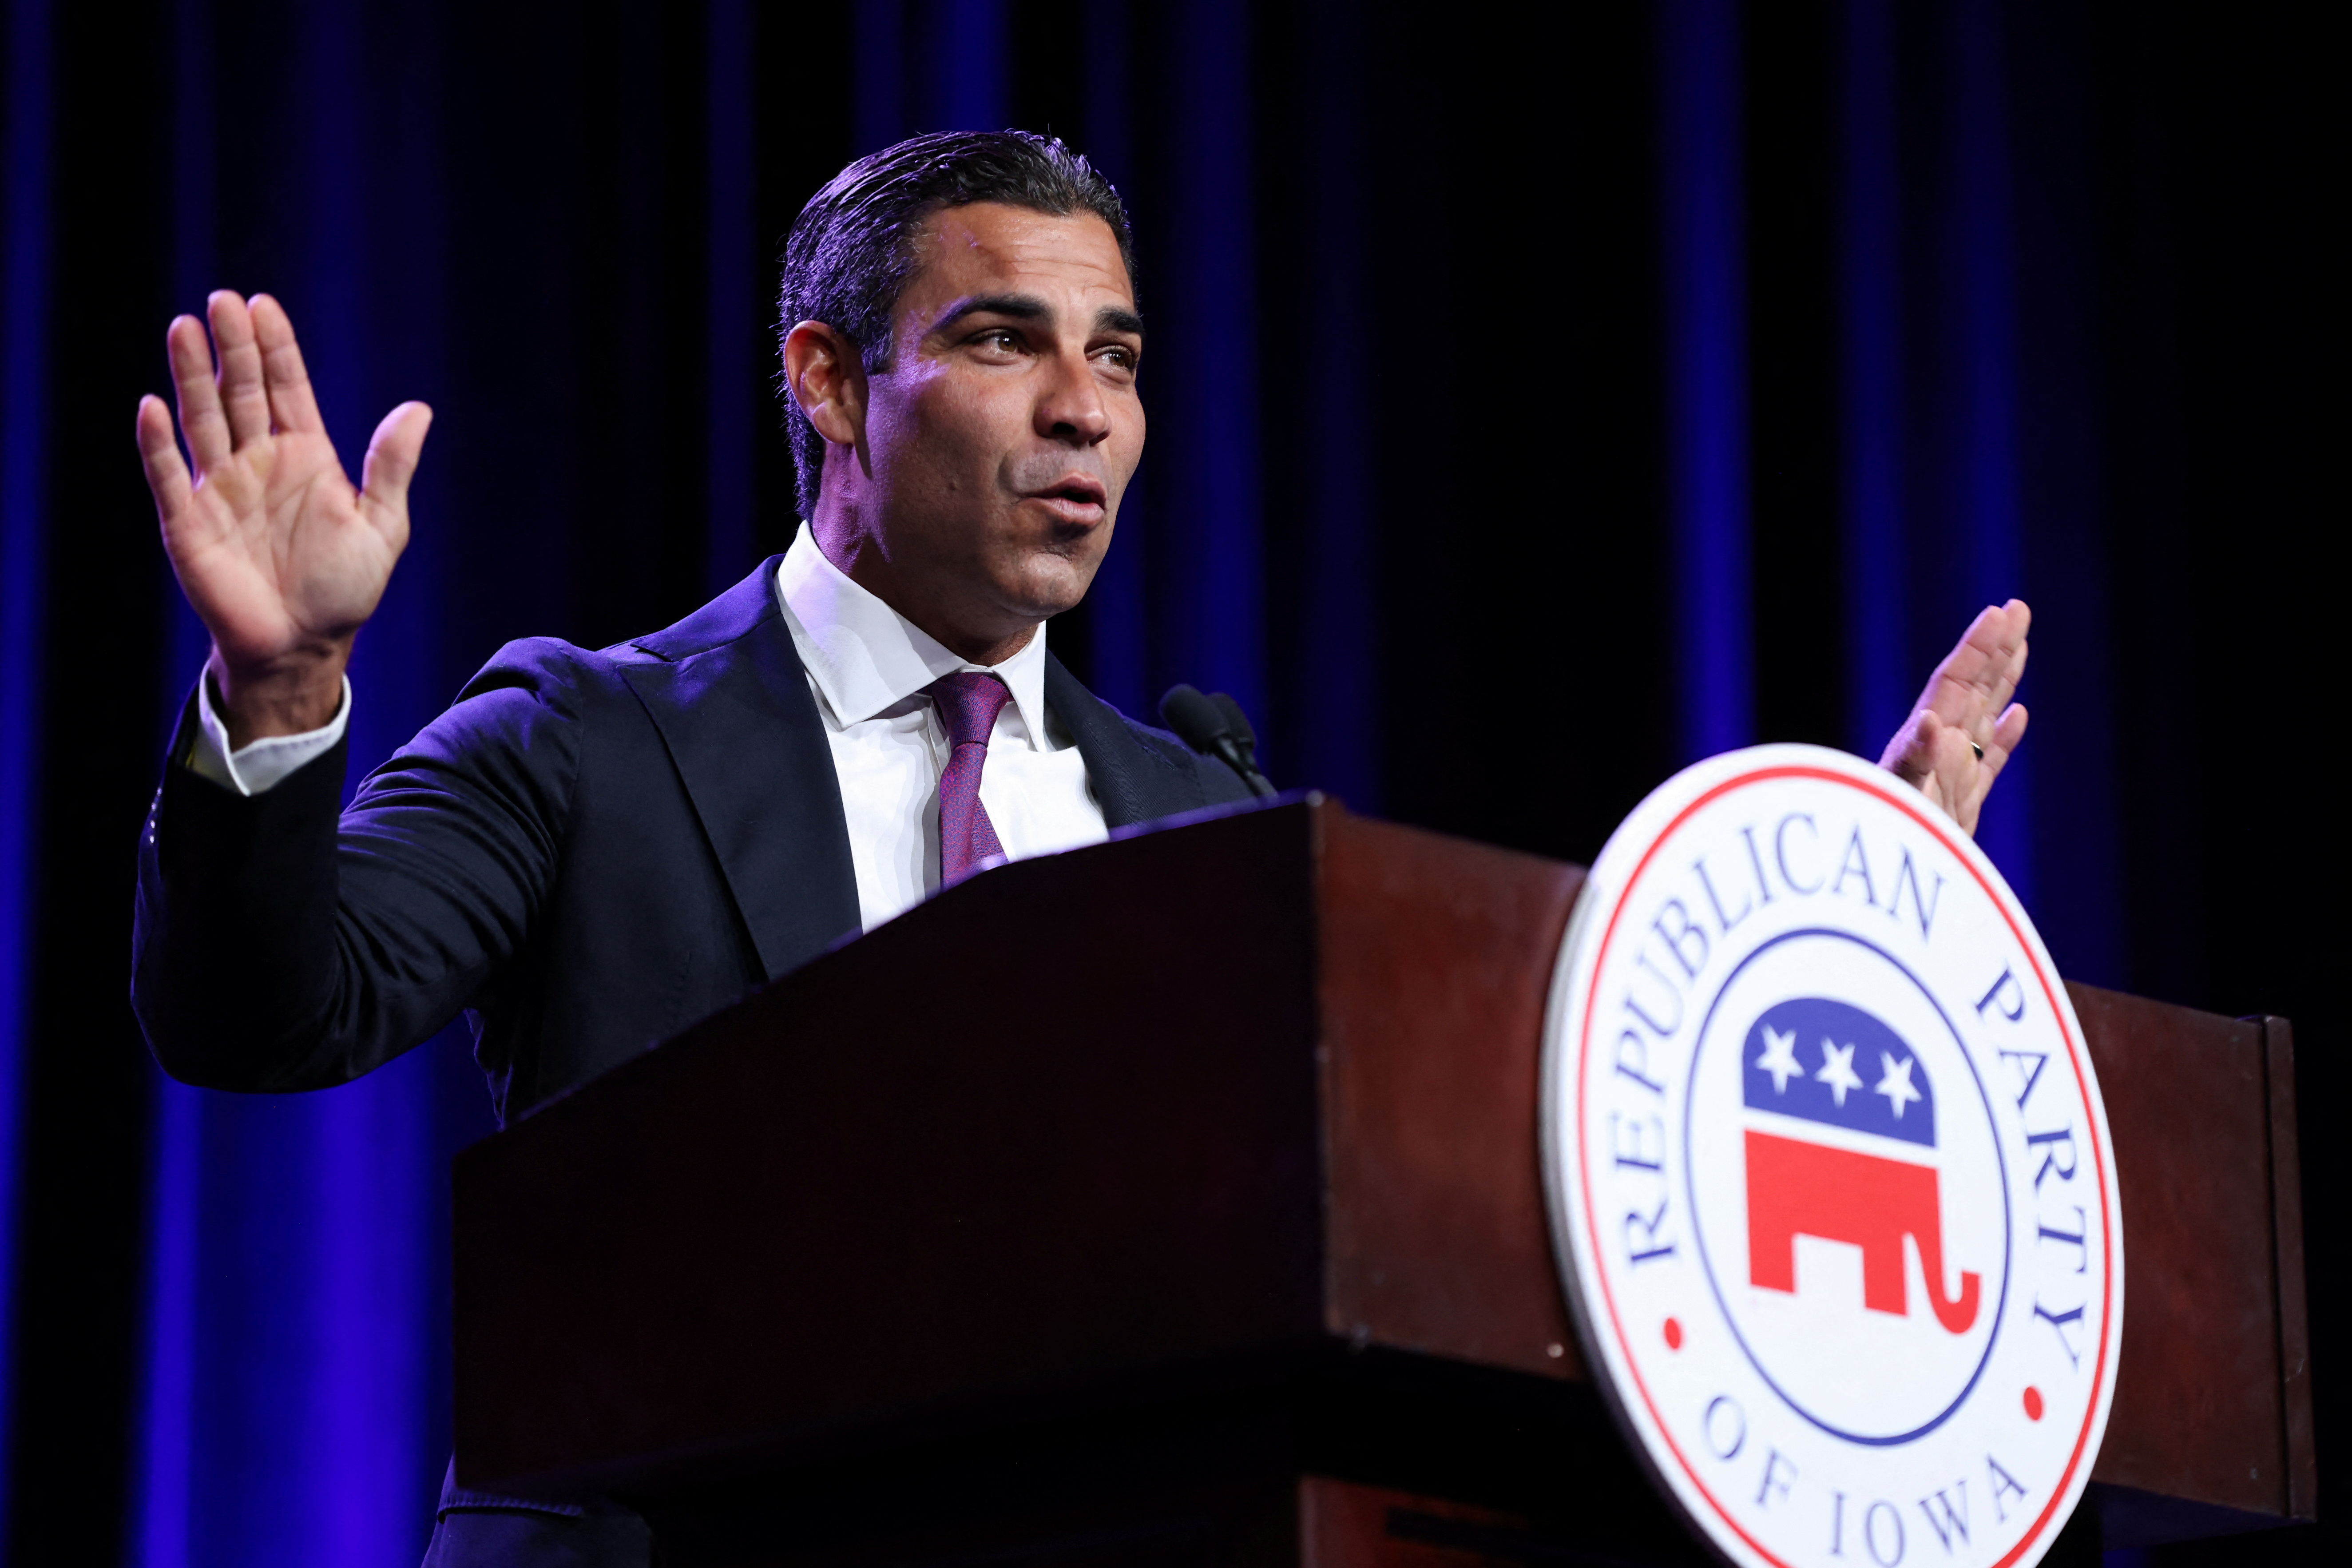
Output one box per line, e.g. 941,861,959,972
1036,348,1112,446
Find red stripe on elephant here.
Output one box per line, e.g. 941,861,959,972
1744,1129,1980,1334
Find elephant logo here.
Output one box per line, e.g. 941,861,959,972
1543,748,2120,1568
1740,997,1979,1335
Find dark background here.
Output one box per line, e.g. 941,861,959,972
0,1,2340,1563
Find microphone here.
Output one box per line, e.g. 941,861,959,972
1207,692,1262,780
1158,684,1276,798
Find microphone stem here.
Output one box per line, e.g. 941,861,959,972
1214,739,1276,798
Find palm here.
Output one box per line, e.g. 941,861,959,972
137,292,429,675
169,424,401,664
1880,600,2031,837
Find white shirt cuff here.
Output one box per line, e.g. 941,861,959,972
187,675,352,797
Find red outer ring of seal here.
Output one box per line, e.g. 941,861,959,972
1572,764,2115,1568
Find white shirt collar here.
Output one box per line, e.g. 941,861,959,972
773,522,1058,748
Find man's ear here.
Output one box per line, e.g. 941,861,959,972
783,320,867,449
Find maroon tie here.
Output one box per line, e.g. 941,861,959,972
927,671,1014,885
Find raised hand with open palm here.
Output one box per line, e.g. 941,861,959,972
1880,599,2032,838
135,290,431,747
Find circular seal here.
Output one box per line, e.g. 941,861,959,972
1541,745,2121,1568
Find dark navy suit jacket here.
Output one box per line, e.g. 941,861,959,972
129,557,1252,1561
133,556,1253,1121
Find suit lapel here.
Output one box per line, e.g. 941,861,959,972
1043,652,1212,829
620,560,861,983
617,580,1210,977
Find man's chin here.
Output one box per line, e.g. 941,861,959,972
998,553,1105,623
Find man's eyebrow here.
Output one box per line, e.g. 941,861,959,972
925,294,1146,341
1094,305,1146,339
930,293,1051,333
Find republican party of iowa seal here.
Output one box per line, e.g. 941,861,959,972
1541,744,2121,1568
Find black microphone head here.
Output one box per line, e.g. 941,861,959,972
1207,692,1256,749
1158,683,1230,754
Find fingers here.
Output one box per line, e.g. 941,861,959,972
1950,603,2025,690
1988,702,2028,765
167,314,232,472
1926,717,1983,835
1966,599,2029,656
1954,703,2026,825
206,291,271,448
1884,708,1996,836
135,394,194,524
1923,600,2031,736
249,294,325,434
1887,608,2033,838
359,401,434,527
1915,716,1969,826
1975,599,2030,708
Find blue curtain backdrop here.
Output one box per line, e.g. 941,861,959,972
0,0,54,1512
0,3,2340,1564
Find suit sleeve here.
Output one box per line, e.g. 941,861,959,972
131,639,591,1092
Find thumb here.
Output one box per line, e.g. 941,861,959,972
360,401,434,516
1880,708,1938,780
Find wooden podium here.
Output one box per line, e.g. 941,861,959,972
452,798,2314,1565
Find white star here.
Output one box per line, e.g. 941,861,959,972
1754,1026,1802,1093
1816,1039,1863,1106
1874,1052,1923,1119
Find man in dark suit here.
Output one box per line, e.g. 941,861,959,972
132,131,1261,1565
129,131,2029,1565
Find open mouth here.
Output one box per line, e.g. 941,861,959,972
1027,477,1109,518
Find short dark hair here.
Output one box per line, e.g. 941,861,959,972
777,130,1137,517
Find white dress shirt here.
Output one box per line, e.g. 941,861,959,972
186,523,1110,933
